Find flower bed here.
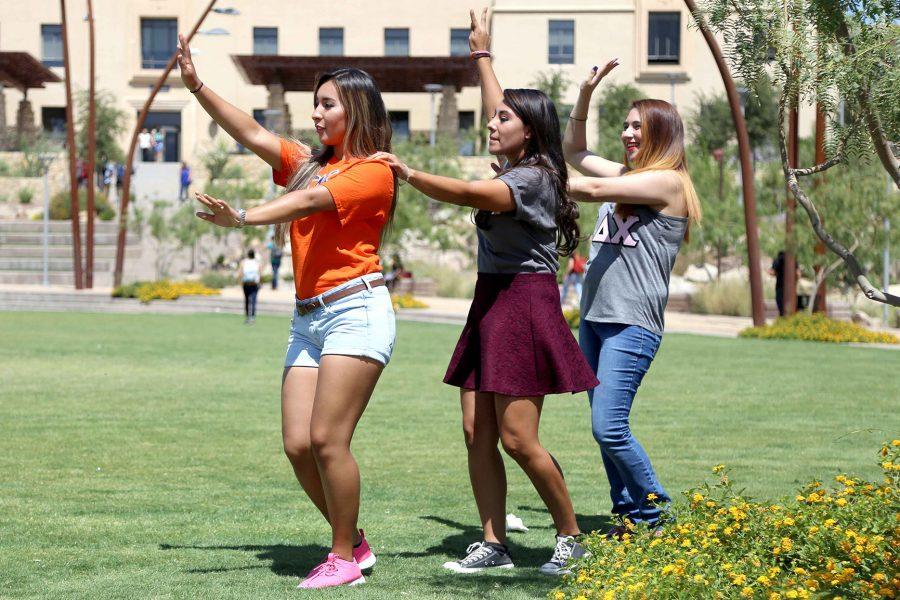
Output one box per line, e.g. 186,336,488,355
391,294,428,309
740,313,898,344
555,441,899,600
112,280,220,303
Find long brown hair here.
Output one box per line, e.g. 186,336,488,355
620,99,701,238
476,89,580,256
275,68,396,245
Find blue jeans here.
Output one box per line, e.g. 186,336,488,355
579,320,669,525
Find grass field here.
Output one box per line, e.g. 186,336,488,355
1,312,897,599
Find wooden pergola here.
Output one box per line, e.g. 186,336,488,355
0,52,62,139
231,55,479,134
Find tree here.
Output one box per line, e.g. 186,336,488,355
385,135,474,251
75,90,125,167
529,69,573,131
686,146,745,277
699,0,900,306
688,92,735,154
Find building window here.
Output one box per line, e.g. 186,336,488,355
389,111,410,140
41,24,63,67
253,27,278,55
385,28,409,57
141,18,177,69
458,110,476,156
548,20,574,64
450,28,469,57
319,28,344,56
42,107,67,138
648,12,680,64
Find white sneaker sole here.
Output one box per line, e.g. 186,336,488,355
442,561,515,574
357,554,376,570
297,575,366,589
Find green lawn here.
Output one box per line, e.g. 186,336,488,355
1,312,896,599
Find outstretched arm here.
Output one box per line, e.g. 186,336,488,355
470,8,503,119
369,152,515,212
563,60,628,178
194,187,335,228
177,33,298,170
568,171,682,211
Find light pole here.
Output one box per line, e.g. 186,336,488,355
39,153,56,287
424,83,443,147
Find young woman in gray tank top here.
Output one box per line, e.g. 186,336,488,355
562,59,702,533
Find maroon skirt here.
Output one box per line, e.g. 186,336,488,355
443,272,598,397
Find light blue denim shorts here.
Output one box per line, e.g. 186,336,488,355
285,273,396,368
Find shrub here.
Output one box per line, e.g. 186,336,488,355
204,179,265,201
563,306,580,329
405,260,476,298
391,294,428,310
0,158,11,176
740,313,898,344
49,189,115,220
111,280,219,303
555,441,900,600
691,279,752,317
200,272,237,289
17,187,34,204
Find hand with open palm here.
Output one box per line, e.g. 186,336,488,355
176,33,201,91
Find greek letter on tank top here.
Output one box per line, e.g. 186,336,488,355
581,203,687,335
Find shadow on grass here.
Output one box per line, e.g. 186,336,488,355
159,542,328,578
513,504,616,536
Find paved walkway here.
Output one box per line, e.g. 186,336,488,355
1,283,897,347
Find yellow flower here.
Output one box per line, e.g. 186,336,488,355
692,493,704,503
647,492,658,501
757,575,771,586
835,497,847,507
712,464,725,473
740,586,754,598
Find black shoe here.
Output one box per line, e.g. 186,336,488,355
442,541,514,573
539,535,587,576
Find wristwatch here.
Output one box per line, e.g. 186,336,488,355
237,208,246,228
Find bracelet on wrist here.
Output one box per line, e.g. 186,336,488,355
189,81,204,94
470,50,492,60
236,208,246,228
568,114,588,121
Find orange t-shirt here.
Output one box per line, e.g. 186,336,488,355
272,138,395,299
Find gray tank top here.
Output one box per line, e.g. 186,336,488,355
581,203,687,335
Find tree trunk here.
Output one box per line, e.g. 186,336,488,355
683,0,766,326
114,0,219,287
60,0,83,289
85,0,96,288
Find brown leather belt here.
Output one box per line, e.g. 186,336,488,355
295,276,385,316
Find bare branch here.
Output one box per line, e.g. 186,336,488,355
778,99,900,308
808,237,859,314
792,156,843,177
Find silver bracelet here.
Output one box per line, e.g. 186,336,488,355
236,208,246,228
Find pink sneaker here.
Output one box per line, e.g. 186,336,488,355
352,529,376,570
297,553,365,589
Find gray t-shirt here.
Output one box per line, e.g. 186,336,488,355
476,166,559,274
581,203,687,335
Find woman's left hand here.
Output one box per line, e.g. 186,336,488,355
195,192,241,227
369,152,412,181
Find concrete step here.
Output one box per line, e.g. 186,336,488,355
0,246,138,258
0,232,124,245
0,272,114,285
0,258,114,271
0,220,121,234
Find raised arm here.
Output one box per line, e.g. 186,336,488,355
369,152,515,212
470,9,503,119
563,60,628,178
195,186,336,228
568,171,684,215
177,33,297,170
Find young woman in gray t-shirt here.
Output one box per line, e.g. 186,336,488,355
370,9,596,578
563,60,702,534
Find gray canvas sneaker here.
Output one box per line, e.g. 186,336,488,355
443,541,514,573
539,535,587,576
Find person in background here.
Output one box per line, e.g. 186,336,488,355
179,162,192,202
267,234,284,290
138,128,152,162
153,128,164,162
383,252,404,293
560,249,586,305
239,248,261,324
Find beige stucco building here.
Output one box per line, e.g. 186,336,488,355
1,0,773,168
